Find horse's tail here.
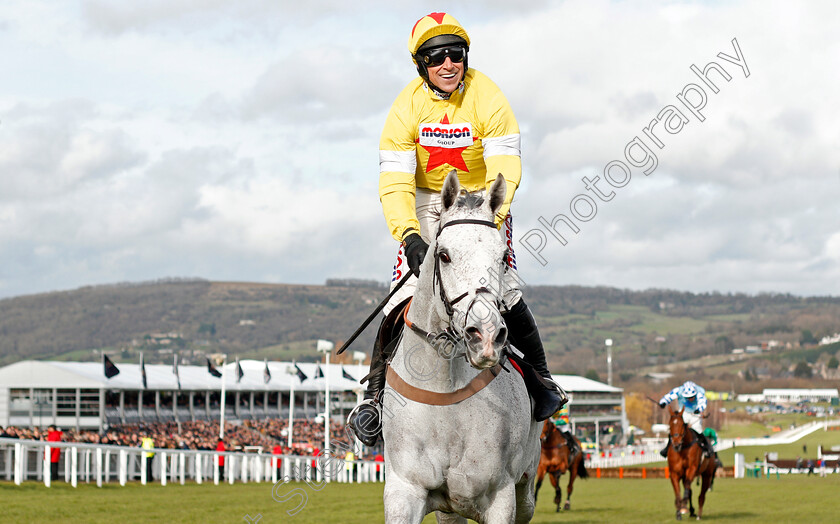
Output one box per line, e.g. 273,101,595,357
576,454,589,479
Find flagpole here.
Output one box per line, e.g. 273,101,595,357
286,363,296,448
325,350,330,454
219,355,227,440
316,340,334,454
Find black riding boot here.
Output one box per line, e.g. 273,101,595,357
660,436,671,458
698,433,713,458
346,298,410,446
503,300,568,421
346,322,388,446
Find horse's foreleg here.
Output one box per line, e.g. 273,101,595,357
435,512,467,524
564,458,578,510
682,476,694,518
384,477,428,524
670,473,683,520
549,471,562,512
483,483,517,524
534,464,546,503
514,475,536,524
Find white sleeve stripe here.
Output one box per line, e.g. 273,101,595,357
482,134,521,158
380,150,416,174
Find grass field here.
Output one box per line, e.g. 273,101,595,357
4,475,840,523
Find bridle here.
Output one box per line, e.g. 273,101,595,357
540,422,568,450
670,415,691,452
404,217,508,357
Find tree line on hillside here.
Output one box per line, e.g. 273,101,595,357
0,281,839,370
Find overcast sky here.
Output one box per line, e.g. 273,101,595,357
0,0,838,299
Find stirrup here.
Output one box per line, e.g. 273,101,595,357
346,399,382,444
540,375,569,408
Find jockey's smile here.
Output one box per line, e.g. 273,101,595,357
427,56,464,93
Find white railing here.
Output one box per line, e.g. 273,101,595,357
586,418,840,468
0,437,384,488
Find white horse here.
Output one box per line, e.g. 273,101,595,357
381,171,541,524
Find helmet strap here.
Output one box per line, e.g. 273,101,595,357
415,58,469,99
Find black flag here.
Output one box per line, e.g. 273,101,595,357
341,366,355,382
236,357,244,383
103,354,120,379
173,355,181,390
207,358,222,378
314,364,324,379
140,353,148,389
263,359,271,384
294,363,308,382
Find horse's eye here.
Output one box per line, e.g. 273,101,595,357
438,252,451,263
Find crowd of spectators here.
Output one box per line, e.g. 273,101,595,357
0,417,356,456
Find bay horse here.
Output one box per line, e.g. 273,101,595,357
535,420,588,511
381,172,541,524
666,407,716,520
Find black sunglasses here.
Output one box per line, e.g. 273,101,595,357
421,46,467,67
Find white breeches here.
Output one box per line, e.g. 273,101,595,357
384,188,523,316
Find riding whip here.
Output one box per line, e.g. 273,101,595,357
336,271,413,355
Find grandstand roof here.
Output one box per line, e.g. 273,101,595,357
0,360,363,393
0,360,623,395
551,374,623,393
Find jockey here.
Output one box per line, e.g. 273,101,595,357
347,12,567,446
658,381,715,458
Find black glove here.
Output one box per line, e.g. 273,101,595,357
403,233,429,277
659,401,666,409
694,409,701,415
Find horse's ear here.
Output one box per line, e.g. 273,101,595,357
488,174,506,217
441,170,460,211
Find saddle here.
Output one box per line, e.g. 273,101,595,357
561,430,581,457
360,296,411,385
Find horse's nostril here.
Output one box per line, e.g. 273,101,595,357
495,327,507,344
465,326,481,341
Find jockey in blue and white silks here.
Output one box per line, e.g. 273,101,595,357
659,381,707,433
659,381,715,458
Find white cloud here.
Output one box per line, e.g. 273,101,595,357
0,1,838,298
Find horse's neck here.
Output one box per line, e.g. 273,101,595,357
390,278,479,393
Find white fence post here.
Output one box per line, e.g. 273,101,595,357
119,449,127,486
14,443,22,485
228,455,235,485
96,448,103,488
160,451,167,486
196,454,203,485
105,450,111,484
179,453,186,485
141,453,147,485
44,445,51,488
71,446,78,488
213,454,219,485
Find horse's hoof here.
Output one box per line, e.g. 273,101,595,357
676,514,682,521
564,502,571,510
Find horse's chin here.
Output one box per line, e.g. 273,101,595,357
466,350,501,370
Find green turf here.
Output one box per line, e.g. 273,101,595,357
4,475,839,523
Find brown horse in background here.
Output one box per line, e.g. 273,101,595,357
534,420,588,512
667,407,717,520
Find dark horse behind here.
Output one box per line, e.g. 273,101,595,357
534,420,588,512
667,407,717,520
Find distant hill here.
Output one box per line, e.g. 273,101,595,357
1,280,839,389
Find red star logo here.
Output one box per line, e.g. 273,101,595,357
420,114,472,173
